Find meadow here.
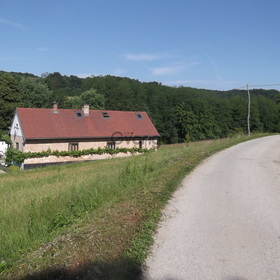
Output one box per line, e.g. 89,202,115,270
0,134,266,279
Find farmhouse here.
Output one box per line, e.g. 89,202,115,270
10,104,160,167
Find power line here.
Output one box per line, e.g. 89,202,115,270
235,83,280,90
248,83,280,88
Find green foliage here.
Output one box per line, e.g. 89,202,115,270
80,88,105,109
1,71,280,143
0,134,12,145
7,165,20,172
20,77,51,108
0,73,23,132
5,147,149,165
64,88,105,110
5,148,25,166
64,95,82,109
43,72,68,107
51,210,75,231
176,99,219,141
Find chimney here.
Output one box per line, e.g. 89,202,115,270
52,101,58,113
82,104,89,116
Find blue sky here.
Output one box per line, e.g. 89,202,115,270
1,0,280,90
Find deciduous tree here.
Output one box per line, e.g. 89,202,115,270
80,89,105,110
0,73,23,132
20,77,51,108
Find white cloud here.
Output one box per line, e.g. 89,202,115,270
0,17,26,30
150,61,200,76
163,79,240,90
186,61,201,68
164,79,214,85
73,73,93,78
203,52,222,81
151,66,182,76
74,69,127,79
123,53,160,61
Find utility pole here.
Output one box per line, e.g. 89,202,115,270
247,84,251,136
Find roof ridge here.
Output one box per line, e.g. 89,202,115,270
17,107,146,113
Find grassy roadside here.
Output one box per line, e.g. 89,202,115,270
0,134,268,279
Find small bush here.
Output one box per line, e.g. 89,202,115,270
8,165,20,172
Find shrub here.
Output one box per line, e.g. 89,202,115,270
5,147,150,166
8,165,20,172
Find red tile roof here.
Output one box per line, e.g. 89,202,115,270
16,108,160,140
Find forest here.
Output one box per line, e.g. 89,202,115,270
1,71,280,144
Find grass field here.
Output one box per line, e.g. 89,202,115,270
0,134,267,279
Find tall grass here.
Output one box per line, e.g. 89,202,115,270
0,134,267,278
0,152,160,264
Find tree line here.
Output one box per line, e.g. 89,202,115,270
1,71,280,144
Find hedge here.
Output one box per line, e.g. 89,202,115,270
5,147,151,166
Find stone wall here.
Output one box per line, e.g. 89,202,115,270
24,141,108,153
12,135,24,151
23,152,136,168
23,139,158,153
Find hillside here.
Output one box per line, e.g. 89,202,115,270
1,71,280,143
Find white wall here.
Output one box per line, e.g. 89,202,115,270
10,113,23,137
10,112,25,152
0,141,8,155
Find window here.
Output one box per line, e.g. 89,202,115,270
107,142,116,150
76,112,82,118
69,143,79,151
139,140,143,149
102,112,110,118
136,113,143,119
16,142,19,150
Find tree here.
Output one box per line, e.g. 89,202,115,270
43,72,67,107
67,75,83,96
43,72,66,90
0,73,23,132
256,96,279,132
64,96,83,109
20,77,51,108
80,89,105,110
41,72,49,78
176,103,199,142
208,96,233,138
176,99,217,142
229,96,248,133
1,133,12,145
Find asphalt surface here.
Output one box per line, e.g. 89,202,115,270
143,135,280,280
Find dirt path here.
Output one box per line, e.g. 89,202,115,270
143,135,280,280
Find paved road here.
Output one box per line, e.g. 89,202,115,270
143,135,280,280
